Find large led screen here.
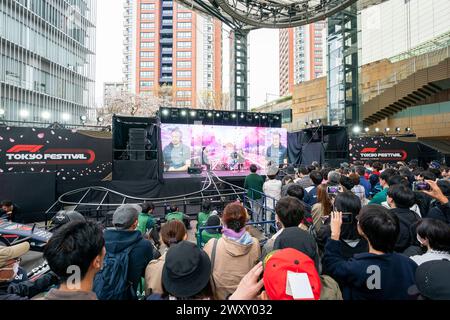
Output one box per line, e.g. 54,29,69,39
161,124,288,173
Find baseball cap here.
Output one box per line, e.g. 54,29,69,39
51,210,86,226
267,165,279,176
263,248,321,300
429,161,441,169
408,259,450,300
162,241,211,298
0,242,30,268
112,204,141,230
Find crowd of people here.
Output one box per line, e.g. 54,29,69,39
1,159,450,300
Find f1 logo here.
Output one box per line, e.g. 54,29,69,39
7,145,44,153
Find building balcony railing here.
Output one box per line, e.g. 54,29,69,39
160,76,173,83
162,1,173,7
161,47,173,54
160,28,173,35
160,38,173,44
161,57,173,63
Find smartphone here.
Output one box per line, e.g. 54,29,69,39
413,181,431,191
342,212,353,224
327,186,340,195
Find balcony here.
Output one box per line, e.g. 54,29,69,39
161,67,173,73
160,38,173,44
162,11,173,17
161,20,173,26
161,47,172,54
160,28,173,35
160,76,173,83
162,1,173,7
161,57,173,63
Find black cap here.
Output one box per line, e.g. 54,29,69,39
51,210,85,226
408,259,450,300
162,241,211,298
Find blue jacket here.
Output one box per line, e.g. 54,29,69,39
104,229,153,294
323,239,417,300
306,186,318,206
359,177,371,198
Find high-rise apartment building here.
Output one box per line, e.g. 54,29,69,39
123,0,223,109
279,22,326,97
0,0,96,124
103,82,127,107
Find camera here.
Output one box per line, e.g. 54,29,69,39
413,181,431,191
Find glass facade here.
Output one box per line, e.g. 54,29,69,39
0,0,96,124
327,3,360,126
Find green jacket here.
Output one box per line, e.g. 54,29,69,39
136,213,156,235
369,187,388,205
197,211,211,229
244,173,265,200
200,230,222,247
166,212,185,222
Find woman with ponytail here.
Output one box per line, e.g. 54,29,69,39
144,220,187,295
203,202,260,300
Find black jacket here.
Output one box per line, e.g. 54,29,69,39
390,208,421,253
103,229,153,296
427,201,450,225
0,272,59,300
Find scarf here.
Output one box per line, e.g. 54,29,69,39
222,226,253,245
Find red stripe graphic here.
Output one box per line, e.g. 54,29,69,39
7,145,44,153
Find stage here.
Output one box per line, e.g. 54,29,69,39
163,170,251,180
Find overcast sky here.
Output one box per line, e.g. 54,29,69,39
95,0,279,109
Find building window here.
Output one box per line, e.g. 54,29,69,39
177,91,192,97
141,3,155,10
177,81,191,87
141,23,154,29
177,32,192,39
176,100,192,107
176,51,192,58
177,12,192,19
176,71,191,78
141,42,155,48
177,41,192,48
177,61,191,68
140,81,154,88
177,22,192,29
141,51,155,58
140,61,155,68
141,13,155,20
141,32,154,39
140,71,154,78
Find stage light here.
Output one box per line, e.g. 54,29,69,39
274,116,280,121
406,127,411,132
19,110,29,118
161,109,169,116
180,110,187,117
231,113,237,119
240,113,245,119
395,127,401,132
255,114,259,119
385,128,390,132
262,115,267,120
364,127,370,133
0,108,5,116
375,128,380,132
41,111,51,120
207,112,213,118
80,115,87,123
316,119,321,124
310,120,314,125
97,117,104,124
352,126,361,134
305,121,309,126
189,111,197,117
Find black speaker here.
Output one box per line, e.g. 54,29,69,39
188,167,202,175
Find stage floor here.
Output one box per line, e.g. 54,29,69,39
163,170,253,179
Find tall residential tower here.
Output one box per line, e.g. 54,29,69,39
123,0,223,109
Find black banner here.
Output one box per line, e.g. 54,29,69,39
0,126,112,183
349,136,418,163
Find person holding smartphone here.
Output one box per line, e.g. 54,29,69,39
316,192,368,262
